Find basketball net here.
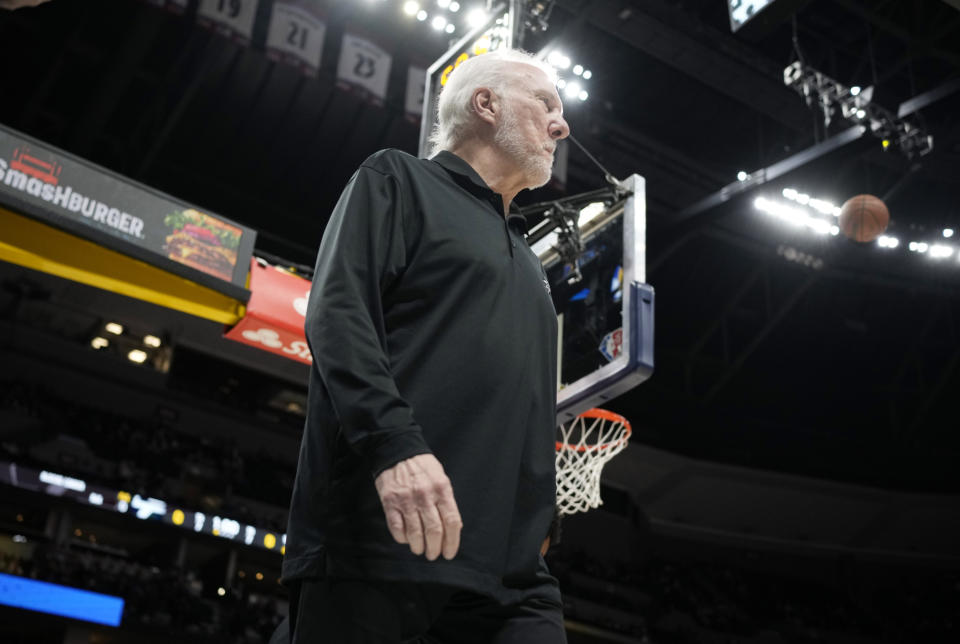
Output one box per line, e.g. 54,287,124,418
555,408,632,516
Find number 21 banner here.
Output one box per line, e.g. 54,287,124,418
265,0,326,75
336,33,392,104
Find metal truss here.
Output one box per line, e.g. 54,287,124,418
783,61,934,158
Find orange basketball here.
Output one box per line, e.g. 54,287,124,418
839,194,889,242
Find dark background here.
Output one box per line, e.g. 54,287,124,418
0,1,959,642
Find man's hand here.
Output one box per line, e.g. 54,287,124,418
374,454,462,561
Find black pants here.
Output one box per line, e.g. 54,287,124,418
269,577,567,644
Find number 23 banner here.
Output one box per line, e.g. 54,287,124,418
336,33,392,103
265,0,326,75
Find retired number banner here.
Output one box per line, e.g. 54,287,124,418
336,34,392,103
265,0,326,75
197,0,260,44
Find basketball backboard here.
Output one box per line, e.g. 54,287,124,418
526,179,654,424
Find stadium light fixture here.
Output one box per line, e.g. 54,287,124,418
91,337,109,349
781,187,840,216
449,1,460,11
127,349,148,364
105,322,123,335
564,81,581,99
143,335,162,348
432,15,447,30
437,0,450,8
784,61,932,158
582,70,592,79
578,90,588,101
944,228,955,238
929,244,954,259
417,9,428,20
403,1,419,16
573,64,583,75
737,171,748,181
877,235,899,248
754,196,839,236
466,7,486,28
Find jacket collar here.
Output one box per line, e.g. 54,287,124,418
430,150,495,195
430,151,527,231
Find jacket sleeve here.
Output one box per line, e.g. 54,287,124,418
305,162,431,477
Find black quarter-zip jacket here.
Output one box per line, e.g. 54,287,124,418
282,149,560,601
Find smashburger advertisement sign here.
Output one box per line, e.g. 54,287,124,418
224,258,313,365
0,126,254,290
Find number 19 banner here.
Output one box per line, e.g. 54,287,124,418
197,0,260,45
336,33,392,104
265,0,326,75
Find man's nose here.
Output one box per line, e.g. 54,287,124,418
550,116,570,140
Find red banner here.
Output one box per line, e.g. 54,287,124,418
224,258,312,364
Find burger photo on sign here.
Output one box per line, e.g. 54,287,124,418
162,208,241,281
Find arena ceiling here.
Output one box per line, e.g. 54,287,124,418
1,0,959,494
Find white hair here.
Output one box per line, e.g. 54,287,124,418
428,49,557,156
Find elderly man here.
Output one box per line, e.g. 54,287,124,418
280,49,570,643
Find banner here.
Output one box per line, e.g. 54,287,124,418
142,0,188,14
0,126,255,296
197,0,260,44
405,65,427,121
265,0,326,75
336,34,392,103
224,258,312,364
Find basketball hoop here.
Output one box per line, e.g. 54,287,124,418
555,408,632,516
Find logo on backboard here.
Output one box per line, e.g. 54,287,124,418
599,328,623,362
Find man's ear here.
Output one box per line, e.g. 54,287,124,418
471,87,498,127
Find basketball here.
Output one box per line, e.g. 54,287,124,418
839,194,889,242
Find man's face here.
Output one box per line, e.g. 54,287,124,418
493,65,570,189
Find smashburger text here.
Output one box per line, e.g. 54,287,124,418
0,159,146,239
